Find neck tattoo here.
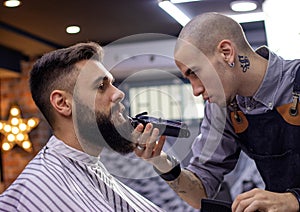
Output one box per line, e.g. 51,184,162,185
238,55,250,72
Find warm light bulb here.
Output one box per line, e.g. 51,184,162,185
16,133,25,141
4,125,11,132
7,134,15,142
2,142,11,151
12,126,19,134
10,107,20,116
22,141,31,150
66,26,80,34
11,117,19,125
4,0,21,8
1,105,39,152
19,123,27,131
27,119,36,127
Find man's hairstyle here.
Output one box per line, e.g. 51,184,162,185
30,42,103,127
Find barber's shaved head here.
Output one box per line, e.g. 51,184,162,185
176,12,251,56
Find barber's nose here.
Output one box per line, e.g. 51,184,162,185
190,80,204,97
111,86,125,103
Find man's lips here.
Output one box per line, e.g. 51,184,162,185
111,103,127,123
112,103,124,114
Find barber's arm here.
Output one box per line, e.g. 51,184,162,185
133,103,240,209
133,123,206,209
162,166,207,209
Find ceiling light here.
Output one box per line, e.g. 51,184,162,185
158,0,191,26
230,1,257,12
170,0,201,3
66,25,80,34
228,11,265,23
4,0,21,7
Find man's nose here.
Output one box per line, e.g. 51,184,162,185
192,80,205,97
111,86,125,103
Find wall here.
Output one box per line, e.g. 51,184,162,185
0,60,51,193
263,0,300,59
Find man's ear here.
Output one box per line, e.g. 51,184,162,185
217,39,235,64
50,90,72,117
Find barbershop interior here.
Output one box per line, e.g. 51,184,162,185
0,0,299,211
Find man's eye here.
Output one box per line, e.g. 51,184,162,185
190,71,196,76
186,69,196,77
98,83,105,90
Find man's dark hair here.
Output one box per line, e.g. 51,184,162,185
29,42,103,127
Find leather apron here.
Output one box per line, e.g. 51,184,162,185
230,70,300,192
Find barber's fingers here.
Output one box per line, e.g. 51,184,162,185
132,123,144,143
143,128,159,158
232,195,254,212
152,136,166,157
141,135,166,159
135,124,165,158
232,189,258,212
232,188,284,212
134,123,153,155
139,123,153,143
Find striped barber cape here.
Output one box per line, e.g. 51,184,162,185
0,136,164,212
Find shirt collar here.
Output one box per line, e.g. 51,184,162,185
47,135,100,165
252,46,283,109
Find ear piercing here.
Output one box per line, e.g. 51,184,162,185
228,62,235,68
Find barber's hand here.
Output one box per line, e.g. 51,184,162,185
132,123,173,172
232,188,299,212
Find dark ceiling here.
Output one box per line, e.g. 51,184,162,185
0,0,266,60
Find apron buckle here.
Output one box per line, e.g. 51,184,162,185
289,92,299,116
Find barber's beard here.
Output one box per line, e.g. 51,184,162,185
74,101,135,155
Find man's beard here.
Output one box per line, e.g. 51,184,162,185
74,101,135,155
96,111,135,154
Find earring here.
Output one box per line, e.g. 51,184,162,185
228,62,235,68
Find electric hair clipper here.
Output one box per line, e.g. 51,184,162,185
128,112,190,138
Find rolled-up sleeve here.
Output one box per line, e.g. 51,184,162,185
186,102,241,198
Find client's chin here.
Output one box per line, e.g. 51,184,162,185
98,118,135,155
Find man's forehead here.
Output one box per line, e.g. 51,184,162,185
175,40,211,64
175,41,204,56
76,60,113,80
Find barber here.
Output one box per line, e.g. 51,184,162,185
135,12,300,212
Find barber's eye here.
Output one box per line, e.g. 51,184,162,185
186,69,196,77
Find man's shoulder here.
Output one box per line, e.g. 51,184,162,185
8,147,68,188
0,150,69,202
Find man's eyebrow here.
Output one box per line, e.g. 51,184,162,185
92,75,114,86
92,75,106,86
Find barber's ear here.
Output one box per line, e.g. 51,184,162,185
50,90,72,117
218,39,235,64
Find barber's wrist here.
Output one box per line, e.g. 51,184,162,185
287,188,300,211
149,152,172,172
153,155,181,181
